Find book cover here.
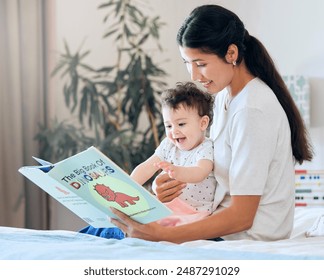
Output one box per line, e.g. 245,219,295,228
19,146,171,227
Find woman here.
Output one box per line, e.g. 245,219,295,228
111,4,313,243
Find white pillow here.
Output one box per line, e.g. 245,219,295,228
290,207,324,238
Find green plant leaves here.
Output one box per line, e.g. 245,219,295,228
37,0,167,175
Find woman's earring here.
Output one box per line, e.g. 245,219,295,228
233,61,237,66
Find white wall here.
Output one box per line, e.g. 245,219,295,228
48,0,324,230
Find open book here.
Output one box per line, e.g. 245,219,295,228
19,146,171,227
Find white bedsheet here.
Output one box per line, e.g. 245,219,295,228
0,207,323,260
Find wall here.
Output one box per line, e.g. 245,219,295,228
48,0,324,230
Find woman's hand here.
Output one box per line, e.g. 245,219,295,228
110,208,165,241
154,172,186,203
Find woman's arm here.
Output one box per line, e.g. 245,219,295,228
110,195,261,243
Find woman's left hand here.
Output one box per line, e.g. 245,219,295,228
110,208,163,241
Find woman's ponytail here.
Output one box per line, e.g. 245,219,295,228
244,34,313,164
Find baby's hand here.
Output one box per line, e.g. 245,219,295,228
154,161,176,179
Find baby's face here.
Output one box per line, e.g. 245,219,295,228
162,104,208,151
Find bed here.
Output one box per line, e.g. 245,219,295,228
1,170,323,261
0,206,323,260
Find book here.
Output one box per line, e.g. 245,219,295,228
18,146,172,228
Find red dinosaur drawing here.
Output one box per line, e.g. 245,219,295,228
93,183,140,208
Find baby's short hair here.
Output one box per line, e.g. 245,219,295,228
161,82,214,126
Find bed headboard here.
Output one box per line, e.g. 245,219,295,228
295,170,324,207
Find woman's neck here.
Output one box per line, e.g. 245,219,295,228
227,61,255,98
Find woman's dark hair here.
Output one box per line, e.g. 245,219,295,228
177,5,313,164
161,81,214,127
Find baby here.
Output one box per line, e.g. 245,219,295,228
131,82,217,226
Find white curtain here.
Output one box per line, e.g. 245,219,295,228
0,0,49,228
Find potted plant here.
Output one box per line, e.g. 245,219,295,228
36,0,168,185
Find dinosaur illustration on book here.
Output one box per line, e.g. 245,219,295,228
93,183,140,208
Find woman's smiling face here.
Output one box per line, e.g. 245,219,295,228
179,46,234,94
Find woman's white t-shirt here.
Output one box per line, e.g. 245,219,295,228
211,78,295,241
